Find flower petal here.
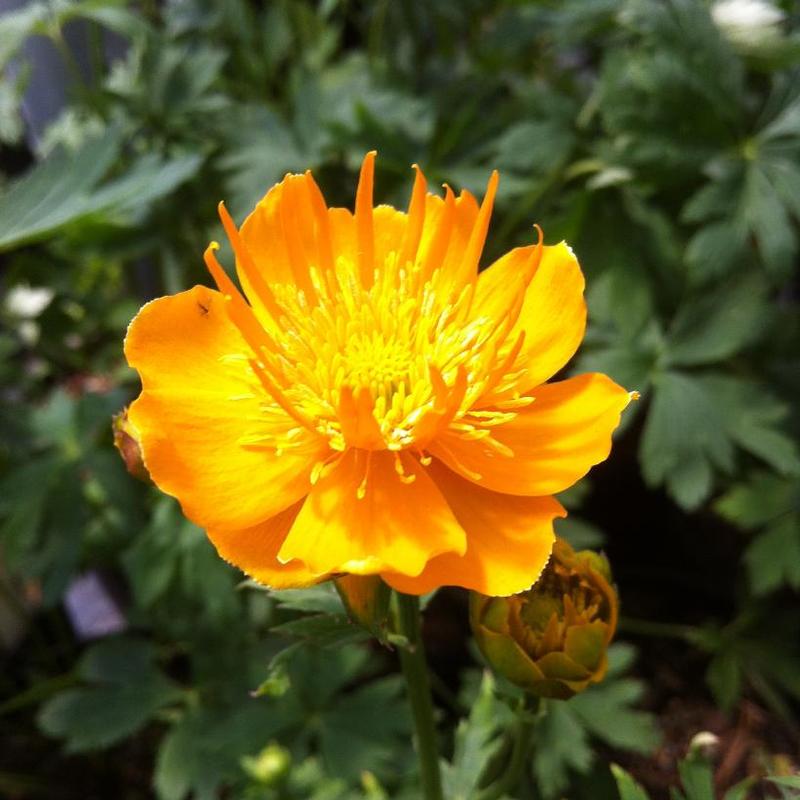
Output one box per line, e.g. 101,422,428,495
207,501,328,589
475,241,587,393
125,286,327,531
431,373,633,496
417,189,477,282
382,460,562,595
239,181,297,289
278,449,466,577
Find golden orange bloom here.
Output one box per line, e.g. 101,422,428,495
124,153,633,596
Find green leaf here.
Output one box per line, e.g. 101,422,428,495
87,151,203,222
702,611,800,717
640,372,733,509
510,645,652,797
768,776,800,791
641,372,798,509
745,165,797,283
723,778,756,800
252,647,412,787
716,473,800,596
570,653,661,754
715,472,798,528
79,4,151,39
673,757,715,800
251,643,301,699
699,375,800,476
155,702,282,800
270,613,369,647
38,638,179,752
0,132,201,252
532,701,594,799
611,764,651,800
442,671,506,800
743,516,800,595
270,583,344,615
766,158,800,221
665,274,769,367
706,651,742,711
123,498,235,614
684,220,747,284
0,455,59,567
490,119,576,193
319,676,411,782
682,175,738,223
0,132,120,251
0,2,47,68
220,104,324,219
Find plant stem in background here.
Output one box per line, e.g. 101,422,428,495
394,592,444,800
619,616,702,643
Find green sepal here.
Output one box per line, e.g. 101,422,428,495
334,574,391,638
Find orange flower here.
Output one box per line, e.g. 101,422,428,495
124,153,634,596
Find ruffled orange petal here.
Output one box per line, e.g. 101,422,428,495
125,285,327,531
475,241,587,394
382,460,563,596
277,449,466,577
430,373,633,496
207,501,328,589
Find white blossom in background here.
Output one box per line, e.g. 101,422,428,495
711,0,785,47
4,285,54,318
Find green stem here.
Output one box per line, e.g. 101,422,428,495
476,700,536,800
619,616,701,642
51,31,88,96
394,592,444,800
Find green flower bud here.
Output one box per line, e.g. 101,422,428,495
470,538,618,699
241,742,291,786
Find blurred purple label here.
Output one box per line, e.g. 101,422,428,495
64,572,127,640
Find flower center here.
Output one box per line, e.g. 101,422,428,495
229,252,529,460
342,333,413,398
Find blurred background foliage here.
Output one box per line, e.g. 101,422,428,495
0,0,799,798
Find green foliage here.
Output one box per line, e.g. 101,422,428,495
441,671,510,800
123,497,241,625
0,388,144,602
1,0,799,797
453,644,660,799
38,637,180,752
0,130,201,252
716,472,800,595
612,757,754,800
531,644,660,799
694,608,800,717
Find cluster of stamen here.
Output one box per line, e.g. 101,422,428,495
203,158,541,494
243,253,526,455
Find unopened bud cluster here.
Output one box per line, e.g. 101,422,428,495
470,538,618,699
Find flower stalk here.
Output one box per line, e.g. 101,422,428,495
394,592,444,800
475,697,539,800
